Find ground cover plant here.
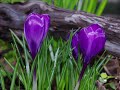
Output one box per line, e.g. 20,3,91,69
0,0,112,90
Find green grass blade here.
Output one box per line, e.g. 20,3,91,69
0,70,6,90
10,30,23,47
82,0,89,11
10,57,19,90
96,0,108,16
22,35,30,77
87,0,95,13
47,48,59,89
77,0,83,11
91,0,98,13
4,57,14,70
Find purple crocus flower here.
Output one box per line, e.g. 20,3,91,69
24,13,50,59
72,24,106,89
79,24,106,63
72,24,106,63
24,13,50,90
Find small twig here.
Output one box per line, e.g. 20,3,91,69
103,66,111,75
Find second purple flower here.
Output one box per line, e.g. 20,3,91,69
72,24,106,64
72,24,106,89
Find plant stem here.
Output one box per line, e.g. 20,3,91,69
26,60,30,77
74,63,88,90
33,68,37,90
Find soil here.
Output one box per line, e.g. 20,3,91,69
96,57,120,90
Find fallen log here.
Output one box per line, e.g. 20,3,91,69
0,1,120,57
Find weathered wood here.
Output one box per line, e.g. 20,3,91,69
0,1,120,57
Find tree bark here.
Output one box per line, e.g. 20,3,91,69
0,1,120,57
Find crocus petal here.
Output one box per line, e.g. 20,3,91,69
24,13,50,59
79,24,106,64
41,14,50,39
71,32,79,60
